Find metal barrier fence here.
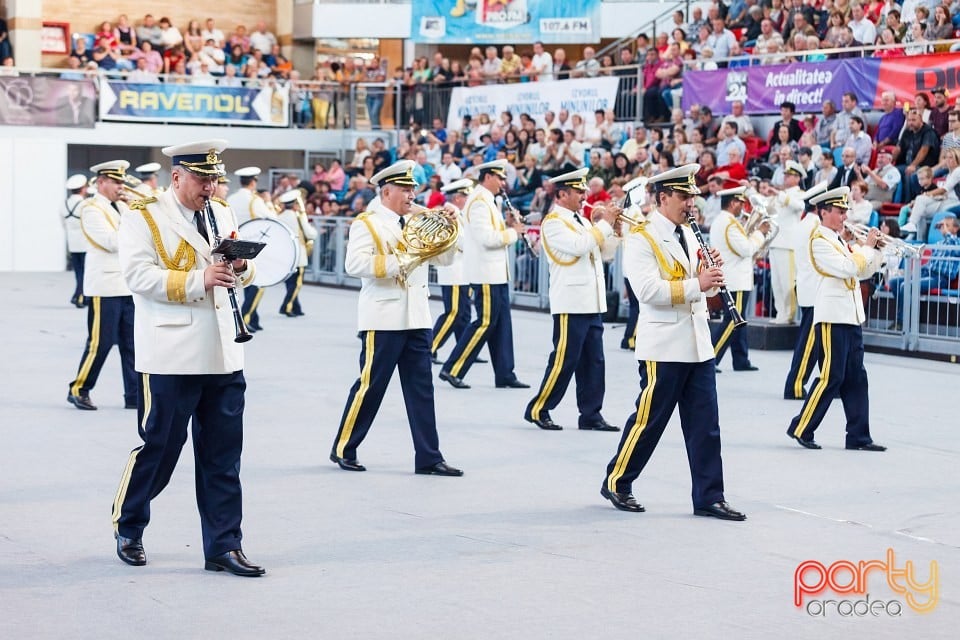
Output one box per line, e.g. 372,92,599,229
303,216,960,355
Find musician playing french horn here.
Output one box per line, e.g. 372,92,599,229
330,160,463,476
276,189,317,317
524,168,621,432
710,186,765,372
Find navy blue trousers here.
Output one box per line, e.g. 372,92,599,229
112,371,246,558
783,306,818,399
604,360,726,509
442,282,518,385
621,278,639,349
69,295,137,404
332,329,443,468
711,290,751,369
431,285,470,356
241,284,265,329
525,313,605,425
280,267,304,315
788,323,874,447
69,252,85,305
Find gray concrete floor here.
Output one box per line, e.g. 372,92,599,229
0,273,957,639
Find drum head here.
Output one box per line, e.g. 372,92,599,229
238,219,299,287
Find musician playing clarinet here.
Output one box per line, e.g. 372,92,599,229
113,139,266,577
600,164,747,521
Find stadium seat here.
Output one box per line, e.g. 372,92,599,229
868,210,879,228
925,211,954,244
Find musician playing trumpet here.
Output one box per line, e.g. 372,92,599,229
524,168,621,432
710,186,765,372
330,160,463,476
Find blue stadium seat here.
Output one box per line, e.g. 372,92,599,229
925,211,953,244
868,210,879,228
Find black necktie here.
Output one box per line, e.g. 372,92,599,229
675,225,689,257
110,202,120,213
398,216,406,230
194,211,209,242
573,212,584,226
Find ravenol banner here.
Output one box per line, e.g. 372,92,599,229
412,0,601,44
446,76,620,131
99,81,289,127
682,53,960,115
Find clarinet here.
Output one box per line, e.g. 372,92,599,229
205,199,254,343
685,211,746,328
500,190,536,253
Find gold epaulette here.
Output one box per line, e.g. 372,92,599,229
628,222,648,234
128,196,158,210
210,197,229,207
355,210,374,220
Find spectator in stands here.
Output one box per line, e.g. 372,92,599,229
136,15,163,51
697,106,721,146
885,9,907,41
701,176,725,227
913,91,933,124
574,46,601,78
249,21,277,57
482,46,501,83
325,160,347,193
929,88,953,137
198,38,226,75
162,43,186,76
227,25,251,56
224,44,245,76
743,5,764,41
553,48,571,79
707,16,738,61
943,111,960,150
903,21,932,55
442,130,464,162
846,116,873,165
556,108,573,132
822,11,848,46
612,152,634,179
696,150,718,185
0,17,12,63
127,56,158,83
114,15,138,55
95,21,119,51
849,4,878,43
874,91,906,148
756,18,785,52
220,63,243,87
831,92,865,150
557,130,585,172
887,213,960,329
714,146,748,182
831,147,861,189
903,148,960,237
658,43,684,111
862,149,902,209
770,146,795,187
201,18,225,49
364,57,386,130
717,121,748,166
158,17,183,51
769,124,800,163
832,25,864,58
897,109,941,200
70,38,94,67
815,151,838,186
531,41,553,81
641,48,667,124
722,100,754,138
499,45,521,82
588,151,616,186
875,26,906,56
183,20,204,59
847,180,874,225
190,61,215,85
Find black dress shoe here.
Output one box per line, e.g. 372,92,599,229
694,501,747,521
790,435,822,450
620,341,633,350
579,419,620,432
600,486,645,512
116,535,146,566
714,367,722,374
525,413,562,430
846,442,887,452
734,365,759,371
439,371,471,389
475,357,488,363
293,311,305,317
67,394,97,410
204,549,265,577
330,453,366,471
430,353,442,365
495,380,530,389
415,461,464,476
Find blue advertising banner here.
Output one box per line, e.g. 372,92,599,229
98,81,289,126
411,0,601,44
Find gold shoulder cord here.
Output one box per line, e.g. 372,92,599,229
249,197,258,220
138,209,197,272
633,225,686,280
809,232,856,291
210,196,229,206
539,213,579,267
724,218,746,258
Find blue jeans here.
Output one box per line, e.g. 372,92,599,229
366,94,384,129
887,275,943,324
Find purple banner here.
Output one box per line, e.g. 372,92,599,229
0,76,97,127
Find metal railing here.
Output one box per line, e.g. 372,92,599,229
302,216,960,356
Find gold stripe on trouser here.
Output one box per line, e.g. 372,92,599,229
431,286,460,354
111,374,149,532
451,283,491,377
243,288,265,324
336,331,376,458
787,253,798,319
713,291,742,357
529,314,569,420
607,361,658,492
793,321,817,398
793,324,832,439
71,296,102,396
285,268,305,314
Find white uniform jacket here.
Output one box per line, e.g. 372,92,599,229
277,208,318,267
463,185,517,284
228,188,275,225
80,193,133,297
118,189,256,375
710,210,763,292
770,186,804,249
624,210,718,363
809,227,882,326
539,205,618,314
345,202,456,331
793,214,822,308
433,205,467,286
63,193,88,253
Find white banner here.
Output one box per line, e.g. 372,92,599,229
446,77,621,132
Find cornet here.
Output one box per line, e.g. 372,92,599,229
844,221,922,258
743,188,779,256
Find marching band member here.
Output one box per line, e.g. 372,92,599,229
276,189,317,317
710,186,764,372
767,161,807,324
431,178,473,364
67,160,137,411
438,159,529,390
620,176,648,351
783,182,827,400
229,167,274,332
112,138,265,576
134,162,164,197
786,187,886,451
601,164,746,521
524,168,620,432
330,160,463,476
64,173,89,308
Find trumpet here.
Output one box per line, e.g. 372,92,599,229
843,222,923,258
742,189,779,256
591,201,646,233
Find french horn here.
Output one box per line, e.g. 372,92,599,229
395,205,460,287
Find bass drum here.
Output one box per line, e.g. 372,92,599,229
238,218,299,287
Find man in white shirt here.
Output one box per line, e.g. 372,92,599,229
715,122,747,167
248,21,277,55
437,152,463,186
862,149,902,209
482,46,501,83
201,18,225,49
531,40,553,81
126,57,158,84
706,17,737,59
721,100,754,138
845,116,873,166
831,92,865,150
848,4,878,45
574,46,600,78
